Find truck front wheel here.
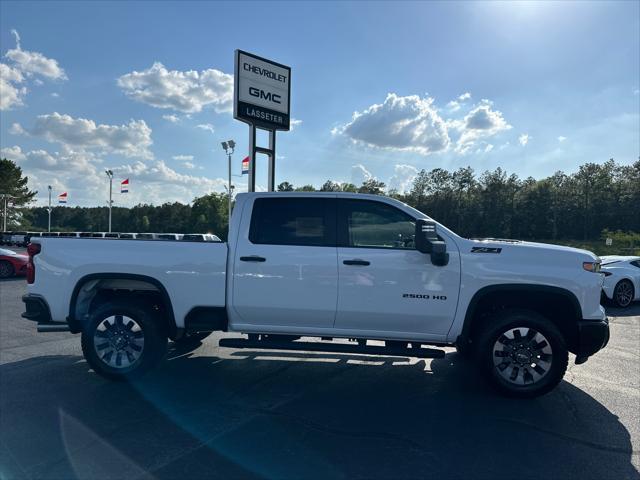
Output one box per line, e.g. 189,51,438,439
81,301,168,380
476,309,568,398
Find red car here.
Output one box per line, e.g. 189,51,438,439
0,248,28,278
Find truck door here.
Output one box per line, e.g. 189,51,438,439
334,199,460,339
230,196,338,330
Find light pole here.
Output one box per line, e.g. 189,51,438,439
0,194,14,231
221,140,235,227
105,170,113,233
47,186,52,232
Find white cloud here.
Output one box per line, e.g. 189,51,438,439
1,145,26,161
172,154,194,161
117,62,233,113
337,93,451,155
446,92,472,112
172,154,200,170
518,133,530,146
351,163,373,186
0,63,27,109
196,123,215,133
484,143,494,153
5,30,67,80
162,114,180,123
2,145,220,206
557,136,567,142
290,118,303,130
111,159,227,203
388,164,418,193
454,100,512,153
0,30,66,110
12,112,153,159
51,92,59,98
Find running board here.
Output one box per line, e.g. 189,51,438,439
37,323,71,333
218,338,445,359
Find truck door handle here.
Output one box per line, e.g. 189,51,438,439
343,259,370,266
240,255,266,262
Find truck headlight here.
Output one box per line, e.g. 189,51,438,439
583,262,601,273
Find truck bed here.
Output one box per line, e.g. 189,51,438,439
30,238,228,327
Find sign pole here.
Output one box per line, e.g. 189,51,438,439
47,186,52,232
268,129,276,192
234,50,290,192
248,125,257,193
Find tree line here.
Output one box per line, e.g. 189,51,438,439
2,157,639,244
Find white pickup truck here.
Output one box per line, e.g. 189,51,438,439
22,192,609,397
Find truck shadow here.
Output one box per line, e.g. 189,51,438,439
604,302,640,318
0,350,637,480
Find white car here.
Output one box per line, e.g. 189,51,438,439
601,256,640,308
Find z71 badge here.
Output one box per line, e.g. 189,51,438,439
471,247,502,254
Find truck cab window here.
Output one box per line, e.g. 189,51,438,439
249,198,335,247
339,200,415,249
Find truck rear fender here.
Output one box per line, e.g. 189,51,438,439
68,273,177,338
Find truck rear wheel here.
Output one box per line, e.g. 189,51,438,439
476,309,568,398
81,301,167,380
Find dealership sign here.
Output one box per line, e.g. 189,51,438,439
234,50,291,131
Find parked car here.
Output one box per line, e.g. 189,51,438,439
25,232,43,243
600,256,640,308
9,231,27,246
182,233,222,242
135,233,156,240
22,192,609,398
58,232,79,238
118,233,137,239
156,233,183,241
0,232,11,245
0,247,28,278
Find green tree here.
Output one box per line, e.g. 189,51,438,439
340,183,358,193
277,181,295,192
0,158,37,229
358,179,386,195
320,180,342,192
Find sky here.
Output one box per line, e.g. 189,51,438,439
0,1,638,207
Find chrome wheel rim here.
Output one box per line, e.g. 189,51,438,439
615,282,633,307
94,315,145,369
493,327,553,386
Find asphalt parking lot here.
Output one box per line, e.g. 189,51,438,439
1,276,639,480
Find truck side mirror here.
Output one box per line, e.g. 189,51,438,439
415,219,449,266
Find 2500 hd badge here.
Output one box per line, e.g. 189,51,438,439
403,293,448,300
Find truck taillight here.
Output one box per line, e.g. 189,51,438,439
26,243,41,284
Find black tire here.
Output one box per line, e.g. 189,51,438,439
613,279,634,308
475,309,568,398
81,301,167,380
455,340,473,359
0,260,15,278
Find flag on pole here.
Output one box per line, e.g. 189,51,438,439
241,156,249,175
58,192,68,204
121,179,129,193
